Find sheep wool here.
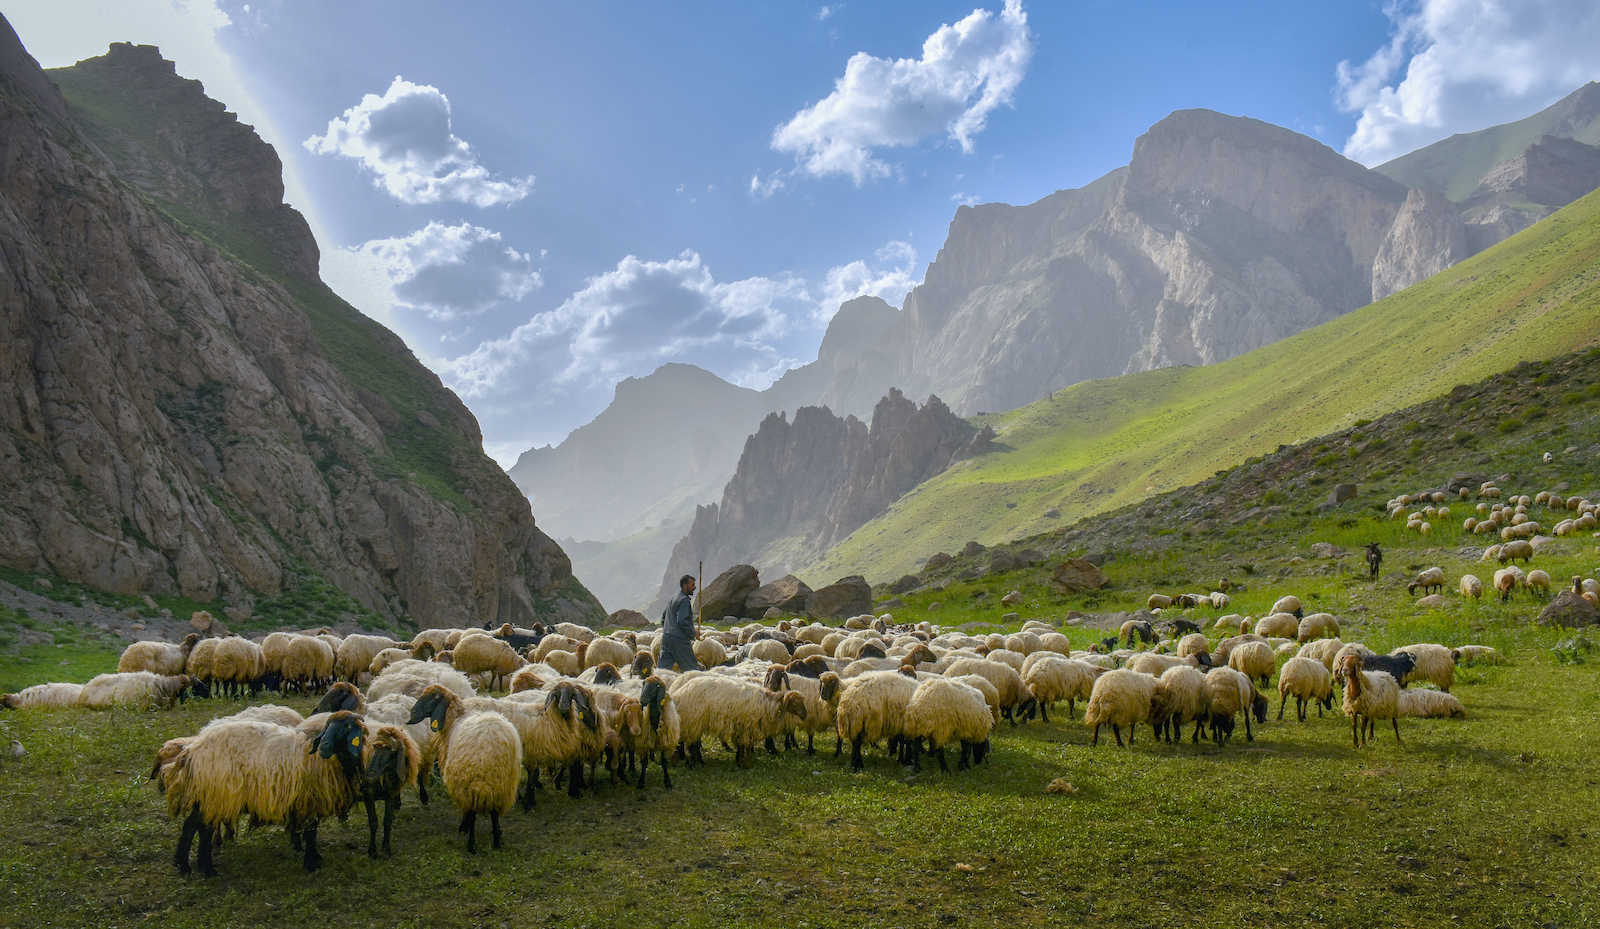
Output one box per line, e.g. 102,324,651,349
833,670,921,770
1460,575,1483,599
1397,688,1466,718
451,635,527,690
118,634,200,677
942,657,1035,724
1392,643,1456,692
368,660,477,700
904,678,993,772
78,672,195,710
1338,654,1401,748
1152,665,1210,744
3,682,83,708
1228,640,1277,688
1175,633,1211,659
1022,656,1100,722
1254,613,1300,639
1084,669,1156,747
335,634,400,682
1296,613,1339,642
673,674,808,768
1277,656,1333,721
408,686,523,852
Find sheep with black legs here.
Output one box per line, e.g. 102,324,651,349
1151,665,1210,744
1277,656,1333,721
496,681,597,805
406,685,522,853
671,674,808,768
1339,653,1401,748
1021,656,1101,722
903,677,993,772
1084,669,1156,747
118,633,201,677
626,676,680,791
1227,640,1278,689
942,657,1036,724
164,711,369,876
1203,667,1267,745
335,634,401,683
298,712,421,859
833,668,921,770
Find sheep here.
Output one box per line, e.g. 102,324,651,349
1022,656,1101,722
368,660,476,700
1254,613,1300,639
411,628,455,654
1498,540,1534,564
1296,637,1345,671
1397,689,1466,718
1227,640,1278,689
1452,645,1502,666
211,704,305,728
1277,657,1333,721
942,657,1037,725
553,622,596,644
1407,567,1446,596
165,712,369,875
281,636,336,694
1083,669,1156,747
1120,619,1156,649
903,678,994,772
833,669,921,770
1526,570,1552,597
1392,644,1457,692
1151,665,1210,744
1212,633,1267,665
369,647,418,677
407,685,523,853
451,634,527,690
584,636,635,670
1175,633,1211,660
1004,631,1044,655
1271,596,1303,618
1296,613,1339,642
487,685,592,807
1203,667,1266,745
335,634,400,682
1494,568,1520,602
2,682,83,709
1459,574,1483,600
1146,594,1173,611
627,676,681,790
185,637,219,687
78,672,203,709
531,634,581,663
1037,632,1073,654
691,637,728,669
1338,653,1401,747
118,633,200,677
745,639,793,666
673,674,808,768
354,723,423,858
1128,653,1196,677
204,637,271,699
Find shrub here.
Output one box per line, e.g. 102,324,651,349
1262,489,1287,505
1352,419,1372,428
1451,431,1474,445
1313,454,1337,467
1524,404,1547,420
1562,391,1584,405
1498,418,1523,434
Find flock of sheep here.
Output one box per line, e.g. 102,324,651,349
1,594,1508,877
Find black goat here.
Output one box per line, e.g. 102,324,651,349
1167,619,1201,636
1124,621,1156,649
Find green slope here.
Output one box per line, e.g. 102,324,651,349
1375,82,1600,200
804,186,1600,585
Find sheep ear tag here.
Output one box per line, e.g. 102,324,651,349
351,735,361,747
429,718,441,732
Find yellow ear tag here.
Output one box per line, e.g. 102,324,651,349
351,736,361,746
429,719,440,731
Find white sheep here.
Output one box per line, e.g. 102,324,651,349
118,633,200,676
585,636,635,670
1203,667,1265,745
1083,669,1156,747
1151,665,1210,744
1296,637,1345,671
904,677,994,772
1276,656,1333,721
1452,645,1501,665
451,635,527,690
1493,568,1520,602
1271,596,1302,616
1338,653,1401,747
1526,570,1551,597
673,674,808,768
1254,613,1300,639
1460,575,1482,600
833,669,921,770
1022,656,1101,722
334,634,400,682
1498,540,1534,563
2,682,83,708
1227,640,1278,688
1392,644,1457,692
1397,689,1466,718
1407,567,1446,596
1175,633,1211,659
407,685,523,853
943,657,1036,724
1296,613,1339,642
368,659,477,700
78,672,198,710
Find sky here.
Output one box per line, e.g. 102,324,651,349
11,0,1600,465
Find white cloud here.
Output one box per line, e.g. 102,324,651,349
1337,0,1600,166
351,222,540,321
305,77,533,206
442,252,807,402
815,240,921,322
817,5,842,20
770,0,1032,184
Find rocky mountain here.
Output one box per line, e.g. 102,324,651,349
0,28,600,628
646,389,977,614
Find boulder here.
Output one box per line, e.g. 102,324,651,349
1016,548,1047,565
697,565,761,624
743,574,812,617
763,607,783,620
1414,594,1444,609
988,552,1019,575
925,552,953,570
1002,612,1020,623
222,606,252,626
1050,559,1109,593
1001,591,1023,606
960,541,986,558
889,574,920,595
1308,542,1347,559
1044,508,1060,518
807,576,873,620
1538,590,1597,627
1327,483,1358,505
607,609,650,629
189,611,216,632
876,598,906,611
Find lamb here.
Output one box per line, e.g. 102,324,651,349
1022,656,1101,722
451,634,527,690
903,678,994,772
1460,574,1483,600
164,712,369,875
1397,688,1466,718
406,685,523,853
1083,669,1156,747
2,682,83,708
1151,665,1210,744
1497,540,1534,564
1452,645,1502,665
1392,644,1456,692
78,672,204,709
354,723,423,857
1338,653,1401,747
1227,640,1278,689
1407,567,1446,596
627,676,681,790
335,634,400,682
833,669,921,770
118,633,201,677
1203,667,1266,745
1276,656,1333,721
672,674,808,768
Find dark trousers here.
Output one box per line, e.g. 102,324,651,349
660,636,701,672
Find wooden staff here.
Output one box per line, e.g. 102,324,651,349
696,560,704,639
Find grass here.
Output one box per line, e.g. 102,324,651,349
804,186,1600,586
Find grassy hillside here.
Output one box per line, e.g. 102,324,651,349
1375,82,1600,200
805,187,1600,585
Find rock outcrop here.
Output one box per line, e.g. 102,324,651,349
647,390,974,613
696,564,760,622
0,28,599,628
806,576,872,620
1372,188,1470,300
743,574,812,617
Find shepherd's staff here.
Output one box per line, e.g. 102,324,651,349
696,560,704,639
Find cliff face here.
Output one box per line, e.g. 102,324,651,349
1372,187,1471,301
648,390,975,613
0,30,599,627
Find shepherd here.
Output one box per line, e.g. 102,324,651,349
659,573,701,672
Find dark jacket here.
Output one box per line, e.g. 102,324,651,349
662,589,696,640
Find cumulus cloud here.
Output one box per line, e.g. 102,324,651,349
442,252,807,401
815,240,921,322
770,0,1032,184
305,77,533,206
1337,0,1600,166
351,222,541,320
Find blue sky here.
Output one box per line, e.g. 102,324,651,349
13,1,1600,463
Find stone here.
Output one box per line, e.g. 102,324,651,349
876,598,906,611
806,576,873,620
743,574,812,617
889,574,920,595
763,607,782,620
1082,552,1107,567
189,611,215,632
1044,508,1060,518
607,609,650,629
697,565,761,623
960,541,986,558
924,552,953,570
1309,542,1343,558
1016,548,1047,565
1050,559,1109,594
1327,483,1358,505
223,606,252,625
1004,501,1017,509
988,552,1019,575
142,595,159,610
1538,590,1597,627
1002,612,1020,622
32,578,51,590
130,623,145,631
1414,594,1444,609
1001,591,1023,606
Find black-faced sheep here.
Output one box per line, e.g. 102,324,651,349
407,685,522,853
903,678,993,772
